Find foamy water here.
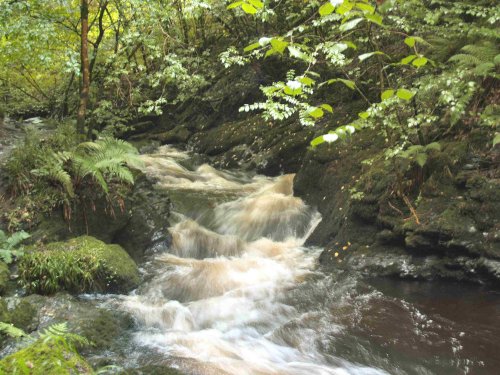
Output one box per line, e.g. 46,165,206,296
115,146,386,374
89,145,500,375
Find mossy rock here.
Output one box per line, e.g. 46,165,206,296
19,236,140,295
0,262,9,295
0,297,38,335
0,339,93,374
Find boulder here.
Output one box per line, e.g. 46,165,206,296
19,236,140,294
32,173,171,262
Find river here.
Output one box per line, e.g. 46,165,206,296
91,145,500,375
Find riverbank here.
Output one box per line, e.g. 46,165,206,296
118,65,500,286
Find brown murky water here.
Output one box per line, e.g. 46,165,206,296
103,146,500,375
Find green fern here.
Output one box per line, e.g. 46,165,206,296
39,322,90,350
0,322,27,338
31,137,142,199
449,41,500,77
71,137,142,195
32,153,75,197
0,229,30,264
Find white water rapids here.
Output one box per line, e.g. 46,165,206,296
114,146,386,374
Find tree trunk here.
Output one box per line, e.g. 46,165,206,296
77,0,90,136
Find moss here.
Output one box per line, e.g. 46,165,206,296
9,300,37,332
0,299,9,322
0,262,9,295
78,309,133,350
0,339,93,375
19,236,140,295
0,298,37,332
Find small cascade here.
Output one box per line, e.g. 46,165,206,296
114,146,386,374
95,146,498,375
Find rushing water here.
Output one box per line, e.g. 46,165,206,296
92,145,500,375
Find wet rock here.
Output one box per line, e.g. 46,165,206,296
404,233,435,250
117,120,159,138
296,129,500,285
156,126,192,144
32,293,133,350
0,297,38,333
188,115,314,176
376,229,403,246
32,173,171,262
19,236,140,294
1,293,135,361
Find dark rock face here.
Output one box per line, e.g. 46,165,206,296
33,173,171,262
122,65,315,177
295,129,500,285
189,115,315,175
117,65,500,285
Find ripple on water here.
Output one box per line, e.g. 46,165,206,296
89,146,500,375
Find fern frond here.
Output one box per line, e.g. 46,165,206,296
0,322,27,338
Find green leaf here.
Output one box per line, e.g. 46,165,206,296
415,153,428,167
227,2,243,10
358,111,370,119
344,41,357,50
247,0,264,9
412,56,428,67
493,133,500,147
339,18,363,32
321,104,333,113
265,49,275,58
284,86,302,96
311,135,325,147
299,76,315,86
241,3,257,14
288,45,310,61
401,55,417,64
270,38,289,54
359,51,387,61
319,2,335,16
494,54,500,66
308,107,324,119
326,78,355,89
336,2,353,14
244,42,260,52
338,79,355,89
365,13,383,26
396,88,414,101
404,37,415,48
381,89,395,101
356,3,375,13
0,322,27,338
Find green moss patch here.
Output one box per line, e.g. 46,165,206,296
0,339,93,375
19,236,140,295
0,262,9,295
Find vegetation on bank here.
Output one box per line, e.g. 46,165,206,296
0,323,93,375
0,0,498,372
2,123,142,230
19,236,140,294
